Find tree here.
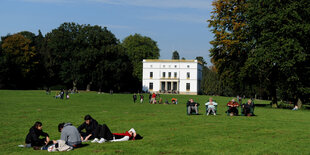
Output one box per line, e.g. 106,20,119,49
122,33,160,87
208,0,249,96
0,32,40,89
245,0,310,106
172,50,180,60
195,56,207,66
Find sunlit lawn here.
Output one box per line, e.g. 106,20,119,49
0,90,309,154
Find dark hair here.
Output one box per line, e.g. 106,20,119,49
33,121,42,128
135,134,143,140
84,115,93,121
58,123,65,132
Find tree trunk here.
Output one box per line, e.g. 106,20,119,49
73,80,77,93
86,82,92,91
271,86,278,108
297,98,302,109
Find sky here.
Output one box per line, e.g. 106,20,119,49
0,0,214,65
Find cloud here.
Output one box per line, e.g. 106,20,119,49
21,0,213,9
145,13,207,23
21,0,74,3
92,0,212,9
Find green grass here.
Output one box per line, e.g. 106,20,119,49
0,90,310,154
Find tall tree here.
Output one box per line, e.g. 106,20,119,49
208,0,249,96
245,0,310,106
0,32,39,89
172,50,180,60
122,33,160,86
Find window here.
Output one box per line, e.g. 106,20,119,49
162,72,166,78
150,65,153,68
175,65,177,68
174,72,177,78
168,72,171,78
150,72,153,78
163,65,165,68
187,65,190,68
149,82,153,90
187,72,190,79
186,83,190,90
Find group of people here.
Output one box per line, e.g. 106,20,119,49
186,97,255,116
20,115,143,152
133,93,144,103
55,89,70,99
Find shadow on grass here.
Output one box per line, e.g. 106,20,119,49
75,144,89,149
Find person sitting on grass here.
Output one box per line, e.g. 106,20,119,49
58,123,82,148
78,115,99,142
187,98,199,115
243,99,253,116
205,97,217,115
22,121,52,150
91,124,143,143
227,99,239,116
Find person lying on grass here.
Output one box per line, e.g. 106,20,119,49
20,121,53,150
91,124,143,143
77,114,99,142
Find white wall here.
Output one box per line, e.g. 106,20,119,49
142,60,202,94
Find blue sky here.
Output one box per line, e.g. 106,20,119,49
0,0,214,65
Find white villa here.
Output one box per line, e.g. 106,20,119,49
142,59,203,95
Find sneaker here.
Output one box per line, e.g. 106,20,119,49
91,138,99,143
18,145,25,148
98,138,106,143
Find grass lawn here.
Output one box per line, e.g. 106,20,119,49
0,90,310,154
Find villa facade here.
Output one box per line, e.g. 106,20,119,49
142,59,203,95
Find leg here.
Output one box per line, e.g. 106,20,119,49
207,108,211,115
194,106,198,114
101,124,114,140
187,106,191,114
211,108,216,115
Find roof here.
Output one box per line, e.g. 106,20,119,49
143,59,203,65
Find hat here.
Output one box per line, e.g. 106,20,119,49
129,128,136,134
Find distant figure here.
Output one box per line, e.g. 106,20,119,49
171,98,178,104
78,115,99,142
46,88,51,95
133,94,137,103
140,95,144,103
243,99,253,116
151,93,156,104
227,99,239,116
24,122,51,149
110,90,113,95
60,89,64,99
292,102,298,110
205,97,217,115
65,90,69,99
58,123,82,148
187,98,199,115
165,99,169,104
149,93,152,103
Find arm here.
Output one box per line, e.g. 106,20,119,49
77,123,85,133
60,130,68,142
84,134,92,141
110,136,130,142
